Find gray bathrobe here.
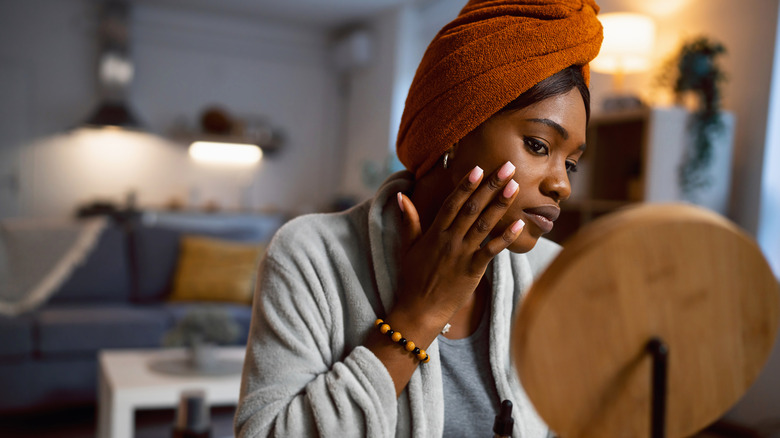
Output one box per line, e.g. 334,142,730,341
235,171,560,438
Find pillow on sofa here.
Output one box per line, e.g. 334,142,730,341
169,235,265,305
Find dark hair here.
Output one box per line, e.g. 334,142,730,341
499,65,591,122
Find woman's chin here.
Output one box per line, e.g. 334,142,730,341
507,232,539,254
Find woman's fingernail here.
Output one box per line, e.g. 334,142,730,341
397,192,405,212
497,161,515,180
468,166,483,183
511,219,525,234
503,179,518,198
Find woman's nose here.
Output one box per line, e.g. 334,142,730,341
541,162,572,202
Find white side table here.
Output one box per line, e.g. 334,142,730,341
97,347,245,438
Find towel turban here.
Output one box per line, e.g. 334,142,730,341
397,0,603,178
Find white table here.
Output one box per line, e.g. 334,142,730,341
97,347,246,438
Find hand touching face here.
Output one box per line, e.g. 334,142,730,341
450,88,587,253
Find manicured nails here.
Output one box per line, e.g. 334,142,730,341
397,192,405,212
510,219,525,234
503,179,518,198
468,166,483,183
497,161,515,180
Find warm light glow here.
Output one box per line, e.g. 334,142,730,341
591,12,656,74
627,0,692,18
98,125,125,131
188,141,262,165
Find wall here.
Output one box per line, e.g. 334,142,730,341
336,0,463,203
591,0,779,238
0,0,95,217
0,0,344,218
336,7,404,202
759,6,780,278
741,5,780,436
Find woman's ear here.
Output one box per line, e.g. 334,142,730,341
441,143,461,187
449,141,460,161
442,142,459,170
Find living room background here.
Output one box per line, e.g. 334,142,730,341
1,0,780,434
0,0,778,237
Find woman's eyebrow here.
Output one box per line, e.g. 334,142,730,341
525,118,568,140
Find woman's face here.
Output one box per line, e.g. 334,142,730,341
452,88,587,253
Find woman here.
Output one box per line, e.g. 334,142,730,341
235,1,602,437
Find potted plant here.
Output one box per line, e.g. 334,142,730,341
657,36,728,197
163,307,240,370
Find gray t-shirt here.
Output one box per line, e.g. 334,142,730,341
439,307,501,437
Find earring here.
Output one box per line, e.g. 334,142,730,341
442,152,450,169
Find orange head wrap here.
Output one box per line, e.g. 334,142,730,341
397,0,603,179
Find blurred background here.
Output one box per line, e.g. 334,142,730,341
1,0,779,436
1,0,778,258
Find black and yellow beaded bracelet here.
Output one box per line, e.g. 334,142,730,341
375,318,431,363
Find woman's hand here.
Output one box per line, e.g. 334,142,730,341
364,161,524,396
394,161,525,333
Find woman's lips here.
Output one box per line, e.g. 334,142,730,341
522,206,560,234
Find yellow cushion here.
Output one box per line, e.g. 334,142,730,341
169,235,265,305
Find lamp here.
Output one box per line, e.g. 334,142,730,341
184,106,282,165
591,12,656,110
84,101,142,130
189,141,263,165
82,0,143,130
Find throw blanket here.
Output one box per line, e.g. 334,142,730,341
0,217,106,316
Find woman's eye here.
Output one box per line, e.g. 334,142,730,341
524,137,548,155
566,161,579,173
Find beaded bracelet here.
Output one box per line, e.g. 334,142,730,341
375,318,430,363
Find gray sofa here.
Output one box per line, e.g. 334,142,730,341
0,211,285,412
